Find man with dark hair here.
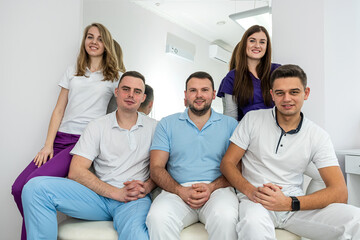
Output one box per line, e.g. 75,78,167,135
22,71,157,240
146,71,239,240
221,64,360,239
138,84,154,115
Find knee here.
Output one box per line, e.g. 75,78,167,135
146,206,173,229
21,176,50,204
239,206,273,233
11,180,23,198
209,205,238,227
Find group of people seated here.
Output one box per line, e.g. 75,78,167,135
11,23,360,240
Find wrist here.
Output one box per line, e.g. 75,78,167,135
290,196,300,211
44,142,54,148
175,185,185,197
244,184,257,199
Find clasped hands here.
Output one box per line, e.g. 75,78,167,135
250,183,291,211
179,183,212,209
118,180,148,203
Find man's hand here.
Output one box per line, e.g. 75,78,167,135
177,183,212,209
253,183,291,211
117,180,146,203
188,183,211,209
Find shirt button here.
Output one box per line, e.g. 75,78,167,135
280,144,283,147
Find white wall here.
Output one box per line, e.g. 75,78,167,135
0,0,83,239
272,0,360,150
83,0,228,120
272,0,325,127
323,0,360,149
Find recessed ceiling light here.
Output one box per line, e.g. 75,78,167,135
217,21,226,25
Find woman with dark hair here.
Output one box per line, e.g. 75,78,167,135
219,25,325,212
12,23,123,240
217,25,280,121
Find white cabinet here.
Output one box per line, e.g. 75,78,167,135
340,149,360,208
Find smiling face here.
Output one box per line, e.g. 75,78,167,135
246,31,267,61
115,76,146,113
185,77,215,116
84,26,105,58
270,77,310,119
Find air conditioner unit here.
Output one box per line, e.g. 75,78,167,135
209,44,231,63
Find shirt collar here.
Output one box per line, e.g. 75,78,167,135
85,67,102,74
271,107,303,134
179,108,221,128
111,111,144,130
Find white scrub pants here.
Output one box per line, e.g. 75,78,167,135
146,185,238,240
238,197,360,240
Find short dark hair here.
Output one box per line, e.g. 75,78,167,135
119,71,145,86
270,64,307,89
185,71,214,90
140,84,154,108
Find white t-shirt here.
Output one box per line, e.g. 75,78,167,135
58,65,120,135
230,107,339,196
70,111,158,188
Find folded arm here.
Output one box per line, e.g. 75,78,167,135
68,155,147,202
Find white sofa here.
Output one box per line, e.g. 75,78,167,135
58,173,324,240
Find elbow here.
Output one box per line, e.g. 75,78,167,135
67,167,78,181
340,187,348,204
149,165,157,182
220,161,227,176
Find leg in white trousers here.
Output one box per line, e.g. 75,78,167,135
146,186,238,240
237,198,278,240
283,203,360,240
238,198,360,240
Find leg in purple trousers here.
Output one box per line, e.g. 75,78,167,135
11,131,80,240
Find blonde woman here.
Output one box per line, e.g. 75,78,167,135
12,23,122,240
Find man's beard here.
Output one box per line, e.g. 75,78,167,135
188,101,211,116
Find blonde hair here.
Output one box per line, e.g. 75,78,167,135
76,23,119,81
113,40,126,73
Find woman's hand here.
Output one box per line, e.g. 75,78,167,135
33,145,54,167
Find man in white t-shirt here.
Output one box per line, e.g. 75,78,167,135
221,64,360,239
22,71,158,240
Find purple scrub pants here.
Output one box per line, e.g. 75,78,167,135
11,131,80,240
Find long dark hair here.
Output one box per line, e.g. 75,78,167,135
233,25,272,107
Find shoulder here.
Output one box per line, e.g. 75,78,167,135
302,117,330,139
217,70,236,97
158,112,182,125
243,108,272,124
215,110,237,124
139,112,158,129
224,69,236,81
271,63,282,72
85,113,113,134
65,65,77,76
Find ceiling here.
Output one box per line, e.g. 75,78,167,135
132,0,270,50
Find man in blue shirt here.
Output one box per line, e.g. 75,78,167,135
146,72,238,240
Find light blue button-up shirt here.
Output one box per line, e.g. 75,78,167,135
151,108,238,184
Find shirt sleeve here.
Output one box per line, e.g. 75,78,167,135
230,112,251,151
223,93,238,121
150,119,170,152
311,130,339,169
70,119,101,161
217,70,235,98
58,65,75,89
